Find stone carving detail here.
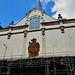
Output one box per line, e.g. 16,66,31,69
42,28,45,35
7,32,11,39
24,30,27,37
28,38,40,57
60,26,65,33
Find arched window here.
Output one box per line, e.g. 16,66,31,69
29,18,40,30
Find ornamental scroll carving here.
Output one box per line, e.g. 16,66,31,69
28,38,40,57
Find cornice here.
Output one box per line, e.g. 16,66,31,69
0,25,28,32
41,19,75,26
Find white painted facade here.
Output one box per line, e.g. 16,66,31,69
15,7,57,27
0,7,75,59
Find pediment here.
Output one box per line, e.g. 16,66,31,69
15,7,57,26
26,7,44,16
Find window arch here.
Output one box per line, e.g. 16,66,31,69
29,18,40,30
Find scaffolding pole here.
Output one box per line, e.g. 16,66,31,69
45,59,50,75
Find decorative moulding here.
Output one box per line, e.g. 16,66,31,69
7,32,11,39
26,7,44,16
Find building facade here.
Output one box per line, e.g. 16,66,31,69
0,7,75,75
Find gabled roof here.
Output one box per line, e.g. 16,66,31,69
15,7,57,26
26,7,44,16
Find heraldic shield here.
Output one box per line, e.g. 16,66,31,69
28,38,40,57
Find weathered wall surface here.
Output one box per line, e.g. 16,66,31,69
0,27,75,59
0,7,75,59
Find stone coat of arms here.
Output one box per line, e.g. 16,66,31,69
28,38,40,57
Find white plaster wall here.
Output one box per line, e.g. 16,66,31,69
15,17,27,26
45,28,75,57
0,34,24,59
24,28,75,57
43,14,57,22
21,28,75,57
0,27,75,59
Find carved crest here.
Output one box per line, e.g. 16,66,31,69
28,38,40,57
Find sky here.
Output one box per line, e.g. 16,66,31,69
0,0,75,28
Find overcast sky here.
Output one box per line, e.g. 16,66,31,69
0,0,75,28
